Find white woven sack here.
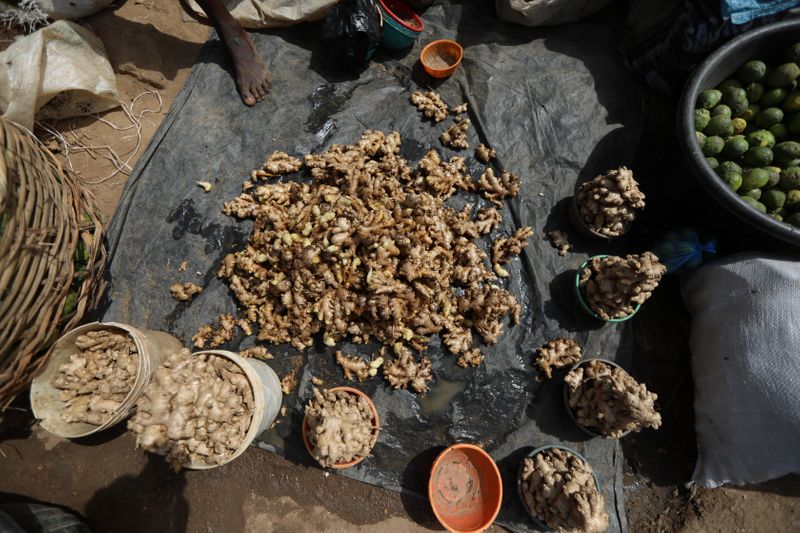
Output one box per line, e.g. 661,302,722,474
495,0,615,27
682,254,800,487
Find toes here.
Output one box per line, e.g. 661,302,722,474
243,91,256,107
254,83,266,101
259,80,270,99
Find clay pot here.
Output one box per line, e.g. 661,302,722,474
428,443,503,533
302,386,380,469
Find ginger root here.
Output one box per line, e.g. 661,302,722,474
252,151,303,180
492,227,534,266
335,351,371,382
193,314,236,349
565,360,661,437
128,349,254,470
410,90,448,122
536,338,581,379
478,168,520,206
440,116,470,150
305,387,377,467
475,207,501,234
575,167,645,238
239,346,273,360
216,130,524,382
579,253,666,320
456,348,484,368
520,448,609,533
383,343,433,393
451,103,468,115
547,230,572,256
170,282,203,302
52,329,139,426
475,144,495,163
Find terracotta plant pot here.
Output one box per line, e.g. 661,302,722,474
428,443,503,533
302,386,380,469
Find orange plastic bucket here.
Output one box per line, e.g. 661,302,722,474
428,443,503,532
302,386,379,469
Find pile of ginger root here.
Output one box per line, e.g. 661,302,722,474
305,387,377,467
565,359,661,438
128,349,254,469
535,338,581,379
520,448,609,533
579,253,666,320
575,167,645,238
215,129,530,390
51,329,139,426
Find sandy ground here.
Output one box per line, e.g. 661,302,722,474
1,0,799,531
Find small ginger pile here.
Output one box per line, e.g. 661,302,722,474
475,144,495,163
335,350,383,382
580,253,666,320
215,130,526,385
128,350,254,469
305,387,377,467
477,168,520,206
193,313,236,348
440,116,470,150
492,227,534,266
170,282,202,302
547,230,572,256
383,343,433,393
410,91,448,122
52,329,139,426
575,167,645,238
565,360,661,438
535,338,581,379
521,448,608,533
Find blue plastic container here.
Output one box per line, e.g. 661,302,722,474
378,0,423,50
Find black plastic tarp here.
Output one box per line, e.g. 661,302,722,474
102,3,643,531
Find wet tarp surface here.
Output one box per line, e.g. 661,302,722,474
103,3,643,530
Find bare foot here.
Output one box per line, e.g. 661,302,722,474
220,26,272,106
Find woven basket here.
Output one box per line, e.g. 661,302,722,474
0,118,107,406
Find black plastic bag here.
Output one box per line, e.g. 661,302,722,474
322,0,383,67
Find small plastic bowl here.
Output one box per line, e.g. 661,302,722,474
569,196,612,241
420,39,463,78
517,445,601,528
428,443,503,533
563,358,632,439
378,0,424,50
302,386,380,469
574,255,641,323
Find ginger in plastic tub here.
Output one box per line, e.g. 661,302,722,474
128,349,281,470
31,322,183,438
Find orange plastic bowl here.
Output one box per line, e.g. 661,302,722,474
420,39,463,78
428,443,503,533
302,386,379,469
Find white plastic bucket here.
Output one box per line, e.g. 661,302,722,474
188,350,283,469
30,322,184,438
